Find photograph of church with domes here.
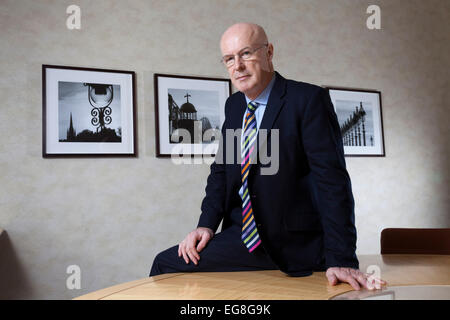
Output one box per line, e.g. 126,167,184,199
167,88,221,144
58,81,122,143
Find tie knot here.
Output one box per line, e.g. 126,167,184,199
247,101,260,114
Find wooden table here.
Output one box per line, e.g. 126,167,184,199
75,254,450,300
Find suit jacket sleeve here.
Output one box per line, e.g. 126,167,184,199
300,87,359,269
196,98,230,233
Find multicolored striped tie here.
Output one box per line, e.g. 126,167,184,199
240,101,261,252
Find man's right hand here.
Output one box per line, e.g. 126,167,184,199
178,227,214,265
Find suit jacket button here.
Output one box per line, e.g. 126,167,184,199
257,223,262,227
251,194,257,199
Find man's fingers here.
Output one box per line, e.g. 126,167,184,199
185,235,200,264
367,276,383,290
326,272,338,286
333,269,360,290
352,270,368,290
187,236,201,260
196,235,210,252
365,272,387,289
372,277,387,285
191,247,200,261
366,278,376,290
178,228,214,265
186,248,199,265
181,248,189,264
352,270,367,287
343,273,361,291
327,267,387,291
355,271,386,290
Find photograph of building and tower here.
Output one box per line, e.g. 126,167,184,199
167,88,221,144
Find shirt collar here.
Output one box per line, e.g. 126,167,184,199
245,73,276,106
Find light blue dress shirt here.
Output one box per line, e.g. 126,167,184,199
238,73,276,199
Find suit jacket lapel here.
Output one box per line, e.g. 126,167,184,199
230,93,247,130
229,93,246,185
257,72,287,150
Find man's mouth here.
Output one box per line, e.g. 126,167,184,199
236,75,250,81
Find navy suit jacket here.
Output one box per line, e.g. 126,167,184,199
197,72,359,276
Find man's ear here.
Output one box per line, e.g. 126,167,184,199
267,43,274,61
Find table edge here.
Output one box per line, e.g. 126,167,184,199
74,273,185,300
74,254,450,300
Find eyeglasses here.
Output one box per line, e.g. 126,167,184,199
221,44,268,68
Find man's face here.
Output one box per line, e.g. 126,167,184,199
220,28,273,99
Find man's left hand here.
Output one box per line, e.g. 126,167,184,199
326,267,387,291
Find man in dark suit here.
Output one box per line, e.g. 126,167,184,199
150,23,385,291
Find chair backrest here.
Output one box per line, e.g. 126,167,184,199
380,228,450,254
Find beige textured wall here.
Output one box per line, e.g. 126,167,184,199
0,0,448,299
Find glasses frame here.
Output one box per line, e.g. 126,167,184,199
221,43,269,68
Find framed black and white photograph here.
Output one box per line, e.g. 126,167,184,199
325,87,385,157
154,73,231,157
42,65,136,157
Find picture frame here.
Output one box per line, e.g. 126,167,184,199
42,64,137,157
324,86,385,157
154,73,231,157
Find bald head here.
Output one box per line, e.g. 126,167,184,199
220,23,268,53
220,23,274,100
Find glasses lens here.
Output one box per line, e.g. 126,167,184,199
241,50,252,60
224,57,234,67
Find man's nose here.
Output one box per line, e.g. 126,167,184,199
233,56,245,71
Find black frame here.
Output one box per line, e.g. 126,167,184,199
324,86,385,157
154,73,232,158
42,64,137,158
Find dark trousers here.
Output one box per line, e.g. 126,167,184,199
149,224,279,277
